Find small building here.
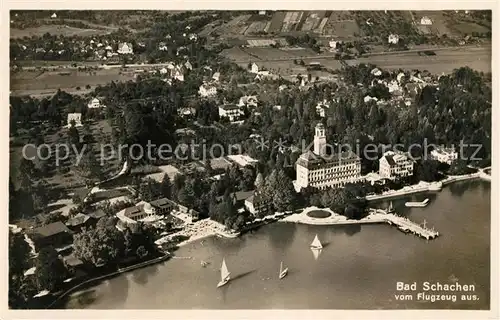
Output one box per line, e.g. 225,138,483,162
218,104,244,122
212,72,221,82
177,106,196,117
67,113,82,128
184,61,193,70
159,67,168,75
250,63,259,74
258,10,267,15
420,16,433,25
30,222,73,249
117,42,134,55
51,13,57,19
116,202,160,225
199,84,217,97
87,97,104,109
87,209,106,222
315,100,330,118
173,69,184,82
149,198,177,215
217,190,255,207
244,192,272,216
379,150,414,180
65,213,91,233
370,68,382,77
158,42,168,51
430,147,458,165
238,95,258,108
329,40,338,48
388,34,399,44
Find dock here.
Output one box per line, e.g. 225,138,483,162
369,209,439,240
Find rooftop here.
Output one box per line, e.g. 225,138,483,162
32,221,73,238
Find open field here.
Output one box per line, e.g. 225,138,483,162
10,69,135,95
10,24,111,38
357,46,491,74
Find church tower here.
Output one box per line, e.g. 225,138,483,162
313,122,327,156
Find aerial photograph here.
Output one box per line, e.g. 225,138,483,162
8,10,492,311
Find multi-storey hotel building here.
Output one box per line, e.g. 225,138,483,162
295,123,362,190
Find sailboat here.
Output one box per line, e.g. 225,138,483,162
310,234,323,250
279,261,288,279
388,201,394,213
217,258,231,288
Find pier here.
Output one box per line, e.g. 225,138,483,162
369,209,439,240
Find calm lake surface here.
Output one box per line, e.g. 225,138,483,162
64,180,491,309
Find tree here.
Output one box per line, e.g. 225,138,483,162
160,174,172,198
254,172,264,189
73,217,124,266
265,169,297,212
34,246,68,291
138,178,163,202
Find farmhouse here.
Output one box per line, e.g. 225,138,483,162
117,42,134,55
388,34,400,44
379,150,414,180
67,113,82,128
420,16,433,25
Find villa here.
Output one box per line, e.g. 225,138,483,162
388,34,399,44
431,147,458,165
87,97,104,109
117,42,134,55
379,150,414,180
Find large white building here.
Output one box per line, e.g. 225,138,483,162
430,147,458,165
218,104,244,122
117,42,133,55
295,123,362,190
379,150,414,180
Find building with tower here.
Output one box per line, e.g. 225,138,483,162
295,123,362,190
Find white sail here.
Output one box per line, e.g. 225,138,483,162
220,258,230,281
310,234,323,249
280,261,283,274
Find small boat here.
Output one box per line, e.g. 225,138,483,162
310,234,323,250
279,261,288,279
217,258,231,288
201,260,209,267
405,198,430,208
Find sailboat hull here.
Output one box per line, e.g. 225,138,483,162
279,268,288,279
217,276,230,288
310,245,322,250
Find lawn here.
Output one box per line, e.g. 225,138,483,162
306,209,332,218
10,24,110,39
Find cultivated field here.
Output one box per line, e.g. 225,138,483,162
10,25,111,38
357,46,491,74
10,69,135,96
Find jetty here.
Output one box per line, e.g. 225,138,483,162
369,209,439,240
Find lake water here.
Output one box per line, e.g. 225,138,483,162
64,180,491,309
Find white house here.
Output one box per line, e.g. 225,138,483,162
158,42,168,51
387,80,402,95
212,72,221,82
430,147,458,165
371,68,382,77
250,63,259,74
184,61,193,70
159,67,168,75
329,40,338,49
420,16,433,25
364,95,378,103
51,13,57,19
238,95,258,108
218,104,244,122
258,10,267,15
189,33,198,41
174,69,184,82
379,150,414,180
388,34,399,44
315,100,330,118
117,42,133,55
199,84,217,97
87,98,104,109
397,72,406,84
67,113,82,128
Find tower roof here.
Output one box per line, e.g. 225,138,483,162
315,122,325,129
